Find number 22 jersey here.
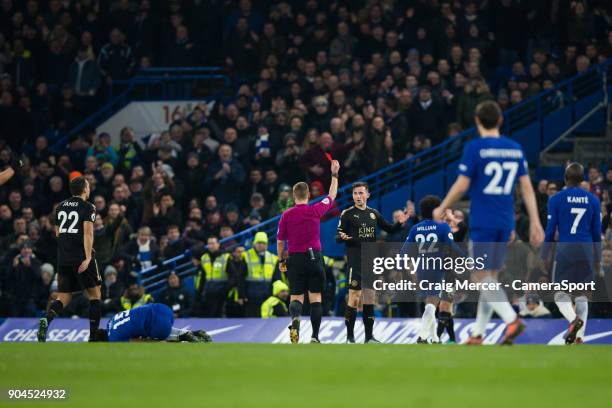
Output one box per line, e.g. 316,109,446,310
54,196,96,265
458,136,528,231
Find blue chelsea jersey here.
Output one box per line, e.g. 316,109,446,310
544,187,601,244
458,136,528,231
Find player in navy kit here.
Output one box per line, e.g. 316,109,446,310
405,196,457,343
93,303,212,342
433,101,544,345
38,177,102,342
543,163,602,344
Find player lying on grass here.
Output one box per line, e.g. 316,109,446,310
405,195,462,344
92,303,212,343
542,163,601,345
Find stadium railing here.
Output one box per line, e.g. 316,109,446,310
133,59,611,292
50,67,231,153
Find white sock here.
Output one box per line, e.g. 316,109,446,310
472,297,493,337
167,327,188,341
419,304,436,340
479,276,517,324
554,291,577,322
430,318,439,343
575,296,588,339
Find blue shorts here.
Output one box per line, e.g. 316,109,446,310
469,228,512,271
553,244,595,284
146,303,174,340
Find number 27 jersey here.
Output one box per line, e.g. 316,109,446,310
54,196,96,265
458,136,528,231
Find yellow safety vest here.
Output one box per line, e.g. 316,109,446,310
196,253,230,289
120,294,153,311
260,296,288,318
243,248,277,281
323,256,334,268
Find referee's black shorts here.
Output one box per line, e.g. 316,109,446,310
57,259,102,293
287,251,325,295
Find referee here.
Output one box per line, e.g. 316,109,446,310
277,160,340,344
336,182,402,343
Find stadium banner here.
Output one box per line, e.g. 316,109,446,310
1,318,611,344
96,100,214,143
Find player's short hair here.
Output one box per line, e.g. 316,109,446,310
565,162,584,186
293,182,309,201
475,100,502,130
351,181,369,192
69,176,88,196
419,195,441,220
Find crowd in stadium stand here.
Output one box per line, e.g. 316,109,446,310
0,0,611,318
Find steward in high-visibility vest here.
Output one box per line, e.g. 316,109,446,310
195,237,228,292
198,245,231,317
120,282,154,311
243,232,278,317
261,280,289,318
243,232,278,281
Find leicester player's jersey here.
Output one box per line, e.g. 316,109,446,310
458,136,528,231
336,206,399,264
544,187,601,243
54,196,96,265
405,219,454,256
107,305,152,342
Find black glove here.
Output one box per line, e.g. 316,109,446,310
10,154,23,171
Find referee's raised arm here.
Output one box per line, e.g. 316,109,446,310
276,159,340,344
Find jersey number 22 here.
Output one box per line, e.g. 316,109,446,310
58,210,79,234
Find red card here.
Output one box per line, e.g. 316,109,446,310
324,152,333,162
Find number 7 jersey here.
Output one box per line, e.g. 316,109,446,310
54,196,97,266
544,187,601,243
457,136,528,231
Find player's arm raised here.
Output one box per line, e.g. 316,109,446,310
79,215,95,273
433,175,470,220
328,160,340,200
518,175,544,246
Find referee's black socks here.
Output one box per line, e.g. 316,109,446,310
345,306,356,339
289,300,302,320
45,299,63,323
88,299,101,341
362,304,375,341
310,302,322,340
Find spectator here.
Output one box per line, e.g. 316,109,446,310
101,265,124,316
98,28,134,83
158,271,193,317
69,46,101,116
5,241,41,316
206,144,246,206
260,280,289,318
121,226,160,271
120,281,153,311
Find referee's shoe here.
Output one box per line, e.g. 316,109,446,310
289,318,300,344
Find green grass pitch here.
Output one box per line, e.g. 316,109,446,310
1,343,611,407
